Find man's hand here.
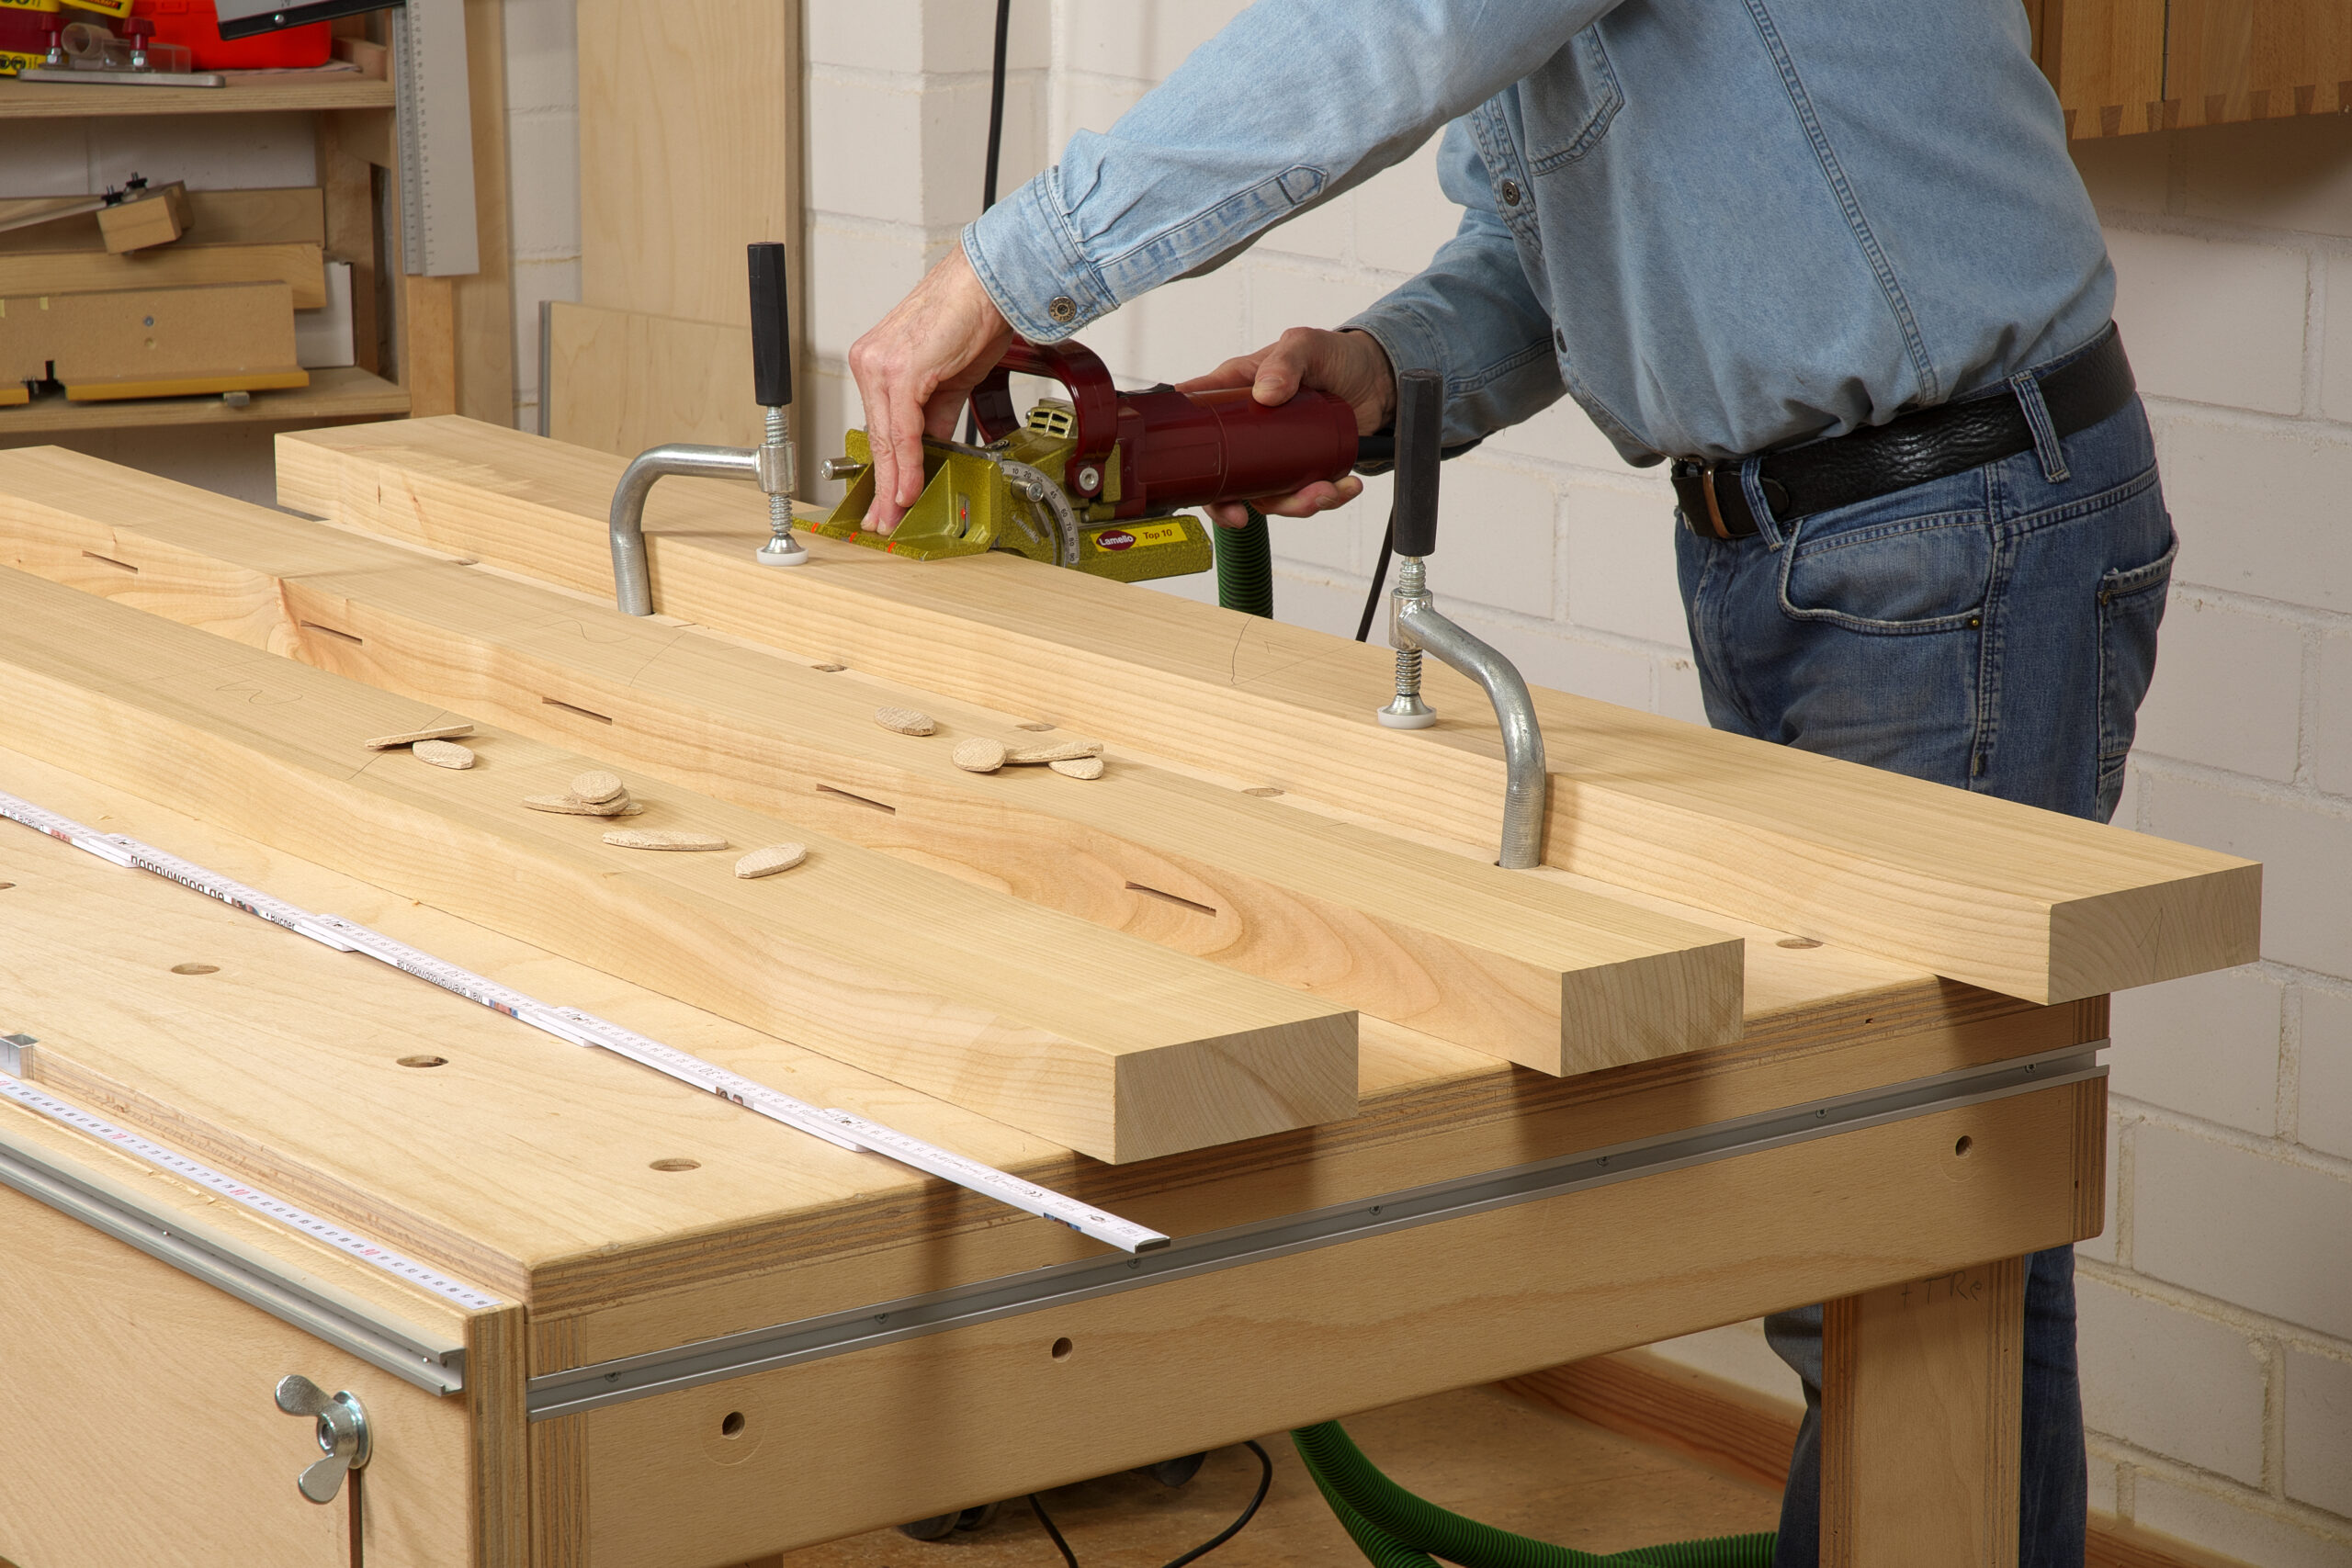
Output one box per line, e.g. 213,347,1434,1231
1176,327,1396,527
847,248,1016,535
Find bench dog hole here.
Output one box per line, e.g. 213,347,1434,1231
398,1055,448,1068
650,1156,700,1172
1125,882,1217,919
817,784,897,815
169,963,220,976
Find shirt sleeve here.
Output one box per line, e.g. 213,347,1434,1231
963,0,1618,344
1341,118,1568,449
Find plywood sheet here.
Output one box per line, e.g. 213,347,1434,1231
548,300,763,457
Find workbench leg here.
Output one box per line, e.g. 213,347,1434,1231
1821,1257,2024,1568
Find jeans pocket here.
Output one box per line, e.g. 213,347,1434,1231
2095,530,2178,819
1778,509,1995,634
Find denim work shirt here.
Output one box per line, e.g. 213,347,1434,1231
963,0,2115,466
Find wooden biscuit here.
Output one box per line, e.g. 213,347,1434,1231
604,829,729,852
364,723,473,750
873,706,936,737
1049,756,1104,780
522,794,641,817
413,739,476,770
1007,739,1103,765
951,738,1007,773
569,769,626,804
735,842,808,878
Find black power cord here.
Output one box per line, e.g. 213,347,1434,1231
964,0,1017,450
982,0,1012,212
1354,504,1396,643
1027,1440,1276,1568
1352,434,1480,641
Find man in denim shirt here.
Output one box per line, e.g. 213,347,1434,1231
851,6,2175,1563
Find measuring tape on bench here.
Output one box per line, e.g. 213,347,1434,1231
0,788,1170,1254
0,1071,503,1310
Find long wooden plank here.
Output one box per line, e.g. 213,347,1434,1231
0,567,1352,1164
276,418,2262,1006
0,240,327,309
0,446,1744,1075
0,187,324,254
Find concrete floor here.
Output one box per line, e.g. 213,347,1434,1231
775,1384,1781,1568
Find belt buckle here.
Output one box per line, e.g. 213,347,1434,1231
1673,459,1736,541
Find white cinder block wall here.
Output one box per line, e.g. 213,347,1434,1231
500,6,2352,1562
502,0,583,430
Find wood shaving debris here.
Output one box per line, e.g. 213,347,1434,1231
413,739,476,770
570,770,626,804
1007,739,1103,765
364,723,473,750
735,842,808,878
873,705,937,736
1049,756,1104,781
952,738,1008,773
603,829,729,852
523,794,641,817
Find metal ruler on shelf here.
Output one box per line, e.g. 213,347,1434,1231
0,786,1168,1254
390,0,479,277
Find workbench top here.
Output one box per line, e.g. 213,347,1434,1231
0,738,2077,1369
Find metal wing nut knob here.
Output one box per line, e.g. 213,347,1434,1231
275,1374,372,1505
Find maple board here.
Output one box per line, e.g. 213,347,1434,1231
0,445,1745,1076
0,567,1356,1164
275,418,2261,1006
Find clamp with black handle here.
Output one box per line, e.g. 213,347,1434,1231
1374,369,1550,870
609,242,802,617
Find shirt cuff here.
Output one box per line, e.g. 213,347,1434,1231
1344,303,1451,389
964,174,1118,344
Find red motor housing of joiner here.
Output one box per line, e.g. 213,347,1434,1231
968,339,1359,520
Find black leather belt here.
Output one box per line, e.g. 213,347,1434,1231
1672,323,2135,540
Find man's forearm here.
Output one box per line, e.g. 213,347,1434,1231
965,0,1613,342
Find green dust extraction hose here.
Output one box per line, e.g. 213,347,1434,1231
1291,1421,1775,1568
1214,505,1274,618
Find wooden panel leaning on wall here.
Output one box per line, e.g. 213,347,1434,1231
0,566,1357,1164
546,300,763,456
276,417,2262,1007
0,446,1745,1077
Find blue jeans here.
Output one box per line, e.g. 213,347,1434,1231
1672,369,2175,1567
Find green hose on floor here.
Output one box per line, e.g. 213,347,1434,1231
1290,1420,1776,1568
1213,505,1274,618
